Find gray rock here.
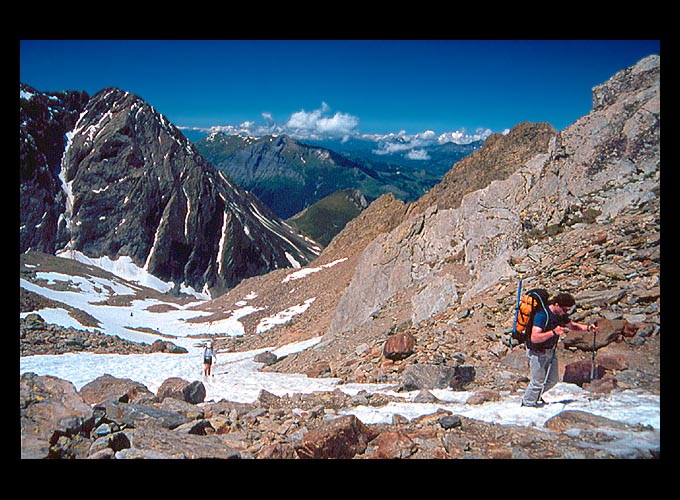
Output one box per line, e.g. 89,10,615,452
20,372,93,459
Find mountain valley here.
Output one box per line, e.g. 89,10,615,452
19,54,661,459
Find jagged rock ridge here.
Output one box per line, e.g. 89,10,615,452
20,86,321,296
328,54,660,337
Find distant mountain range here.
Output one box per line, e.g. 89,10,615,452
188,130,482,219
304,136,482,178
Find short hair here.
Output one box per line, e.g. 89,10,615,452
550,293,575,308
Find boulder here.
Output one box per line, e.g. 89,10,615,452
545,410,632,432
374,430,417,459
438,414,463,429
449,365,476,390
122,425,241,459
173,419,215,435
295,415,378,459
158,397,205,420
397,364,475,392
383,331,416,360
157,377,206,404
151,339,188,353
97,400,190,430
79,374,157,405
183,380,207,404
563,360,605,387
595,352,629,371
562,317,626,350
466,389,501,405
20,372,93,459
305,360,331,378
254,350,278,365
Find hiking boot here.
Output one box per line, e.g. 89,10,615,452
521,399,546,408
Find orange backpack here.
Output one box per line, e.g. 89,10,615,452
511,286,549,346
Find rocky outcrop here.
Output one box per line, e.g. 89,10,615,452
412,121,557,213
19,312,160,356
329,55,660,336
20,372,93,459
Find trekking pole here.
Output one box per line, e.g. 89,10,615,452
590,327,597,381
512,278,523,335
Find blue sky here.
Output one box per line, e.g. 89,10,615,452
20,40,660,143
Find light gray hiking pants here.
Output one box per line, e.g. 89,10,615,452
522,347,559,405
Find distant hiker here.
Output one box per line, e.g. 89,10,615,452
521,292,598,408
203,340,217,377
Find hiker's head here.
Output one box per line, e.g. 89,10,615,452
550,292,575,314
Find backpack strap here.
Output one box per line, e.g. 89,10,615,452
527,289,550,331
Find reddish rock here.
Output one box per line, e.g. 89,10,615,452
563,360,605,386
383,332,416,360
295,415,378,459
305,360,331,378
374,430,417,459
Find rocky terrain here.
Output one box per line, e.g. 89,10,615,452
20,369,659,459
20,55,661,459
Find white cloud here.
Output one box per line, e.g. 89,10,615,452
406,149,430,160
370,129,440,156
284,103,359,139
179,108,494,150
437,128,493,145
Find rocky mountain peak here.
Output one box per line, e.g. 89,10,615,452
21,85,321,297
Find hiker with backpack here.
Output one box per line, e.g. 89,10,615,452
203,340,217,377
521,292,598,408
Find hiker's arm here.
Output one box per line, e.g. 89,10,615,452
530,324,565,343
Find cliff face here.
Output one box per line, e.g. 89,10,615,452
20,84,90,254
411,121,557,214
329,55,660,336
21,86,321,297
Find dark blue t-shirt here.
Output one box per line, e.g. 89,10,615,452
527,309,569,351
